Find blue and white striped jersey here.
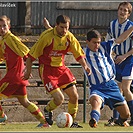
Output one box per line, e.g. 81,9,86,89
85,39,116,87
106,19,133,55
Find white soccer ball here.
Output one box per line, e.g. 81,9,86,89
56,112,73,128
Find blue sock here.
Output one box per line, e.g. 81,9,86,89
113,109,119,120
90,110,100,122
127,100,133,120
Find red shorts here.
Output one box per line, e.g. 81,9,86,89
1,84,27,97
0,75,28,98
42,65,76,93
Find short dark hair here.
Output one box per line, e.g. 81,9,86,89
56,15,70,25
87,29,101,41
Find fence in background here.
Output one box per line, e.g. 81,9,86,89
0,2,133,35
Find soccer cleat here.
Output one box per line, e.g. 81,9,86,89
36,123,51,128
89,118,97,128
44,108,53,125
70,122,83,128
122,121,130,127
114,119,129,127
104,117,115,126
0,114,7,123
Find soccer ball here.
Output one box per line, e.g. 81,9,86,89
56,112,73,128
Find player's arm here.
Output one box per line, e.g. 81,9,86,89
115,26,133,44
115,48,133,64
114,26,133,64
22,57,33,80
78,57,91,76
44,17,52,29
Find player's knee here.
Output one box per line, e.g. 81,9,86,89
119,109,130,119
69,92,79,103
54,94,64,105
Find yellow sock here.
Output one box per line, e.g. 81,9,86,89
27,102,46,124
45,99,58,112
68,102,78,120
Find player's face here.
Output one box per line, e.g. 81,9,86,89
86,38,101,52
118,5,130,20
0,20,10,37
56,22,69,36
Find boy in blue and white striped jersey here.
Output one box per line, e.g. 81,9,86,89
85,27,133,127
106,2,133,126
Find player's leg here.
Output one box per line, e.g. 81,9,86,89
17,95,49,127
44,89,64,125
63,84,83,128
118,61,133,125
115,103,130,126
0,102,7,123
106,82,122,126
122,79,133,125
63,84,78,119
17,95,50,127
113,82,123,121
14,84,50,127
88,95,102,128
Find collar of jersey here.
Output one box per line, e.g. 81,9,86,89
3,31,11,39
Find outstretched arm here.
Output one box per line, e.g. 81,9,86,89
43,17,52,29
115,26,133,44
114,26,133,64
115,48,133,64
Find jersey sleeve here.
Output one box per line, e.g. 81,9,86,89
6,34,29,57
68,35,85,61
28,31,48,60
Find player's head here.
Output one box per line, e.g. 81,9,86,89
0,15,10,36
56,15,70,37
118,2,132,19
86,29,101,52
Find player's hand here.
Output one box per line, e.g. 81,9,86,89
114,55,126,64
44,17,52,29
84,66,91,76
22,68,32,80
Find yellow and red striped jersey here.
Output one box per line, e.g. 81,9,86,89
28,27,85,67
0,31,29,85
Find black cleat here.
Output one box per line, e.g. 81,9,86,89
44,108,53,125
89,118,97,128
104,117,115,126
70,122,83,128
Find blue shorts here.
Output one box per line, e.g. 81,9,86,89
115,56,133,82
89,80,126,110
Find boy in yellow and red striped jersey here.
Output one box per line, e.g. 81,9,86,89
0,15,49,128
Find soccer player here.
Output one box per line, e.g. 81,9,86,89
0,15,49,127
23,15,91,128
85,27,133,127
105,2,133,126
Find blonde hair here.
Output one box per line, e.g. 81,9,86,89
0,15,11,26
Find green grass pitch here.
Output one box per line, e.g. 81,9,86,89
0,121,133,132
